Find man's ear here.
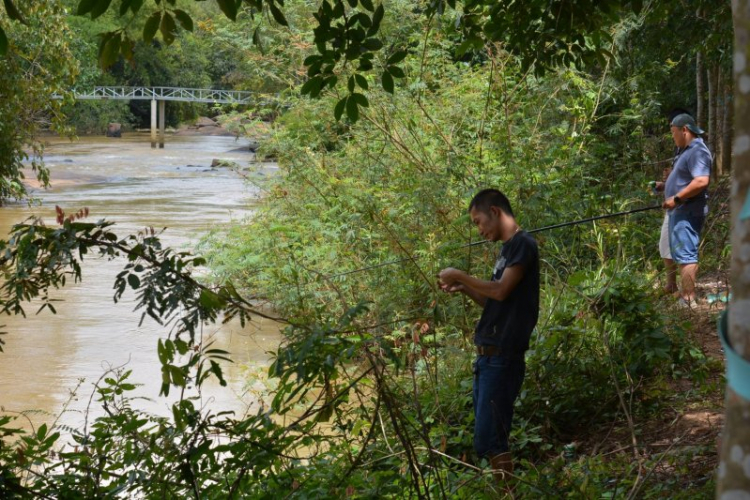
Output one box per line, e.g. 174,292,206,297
490,206,503,219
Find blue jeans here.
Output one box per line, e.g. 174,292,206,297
473,354,526,457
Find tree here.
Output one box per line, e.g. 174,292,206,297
718,2,750,495
0,0,77,202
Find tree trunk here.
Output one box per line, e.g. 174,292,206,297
697,51,706,128
723,75,733,174
717,69,726,177
717,1,750,495
708,63,719,182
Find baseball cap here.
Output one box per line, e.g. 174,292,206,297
671,113,705,136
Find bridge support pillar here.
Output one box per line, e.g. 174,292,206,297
150,98,157,148
158,100,165,148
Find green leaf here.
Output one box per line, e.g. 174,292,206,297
157,339,169,364
127,273,140,289
269,3,288,26
360,0,374,11
216,0,239,21
173,9,194,31
354,73,368,90
129,0,144,14
362,38,383,51
199,289,224,310
347,75,355,93
334,96,347,121
0,26,7,56
350,92,368,107
300,75,323,97
381,70,394,93
143,11,161,43
3,0,27,24
90,0,113,19
347,0,357,8
119,0,131,15
346,96,360,122
76,0,97,15
370,4,384,32
99,32,121,69
169,365,186,386
387,50,407,65
160,12,177,45
388,65,405,78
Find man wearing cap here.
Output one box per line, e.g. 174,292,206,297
662,113,711,306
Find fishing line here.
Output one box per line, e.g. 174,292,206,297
325,204,664,280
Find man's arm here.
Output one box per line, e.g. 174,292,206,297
438,265,525,303
438,281,488,307
663,176,710,209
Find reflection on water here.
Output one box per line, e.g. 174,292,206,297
0,133,282,432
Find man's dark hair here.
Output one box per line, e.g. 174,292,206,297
667,108,692,124
468,189,514,217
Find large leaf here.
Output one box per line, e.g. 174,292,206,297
381,70,394,94
143,11,161,43
269,2,289,26
98,32,121,68
216,0,239,21
173,9,194,32
345,95,359,122
334,96,347,121
160,13,177,45
90,0,113,19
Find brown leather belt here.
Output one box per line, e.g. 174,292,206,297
476,345,502,356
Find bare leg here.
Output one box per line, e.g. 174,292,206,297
679,263,699,302
663,258,678,293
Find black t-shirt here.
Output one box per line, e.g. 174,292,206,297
473,230,540,355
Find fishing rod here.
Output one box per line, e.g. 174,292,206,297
326,204,664,280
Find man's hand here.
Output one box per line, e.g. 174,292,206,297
438,267,461,286
663,197,677,209
438,280,465,293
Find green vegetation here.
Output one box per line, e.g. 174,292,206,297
0,0,734,498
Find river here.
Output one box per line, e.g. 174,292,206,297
0,133,282,433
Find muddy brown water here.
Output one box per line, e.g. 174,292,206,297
0,133,282,434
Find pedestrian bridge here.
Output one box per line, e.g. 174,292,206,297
57,86,256,148
65,86,254,104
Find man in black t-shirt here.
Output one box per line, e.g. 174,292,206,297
438,189,540,484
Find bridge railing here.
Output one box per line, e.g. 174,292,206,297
55,86,256,104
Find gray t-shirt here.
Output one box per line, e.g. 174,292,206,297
665,137,711,216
